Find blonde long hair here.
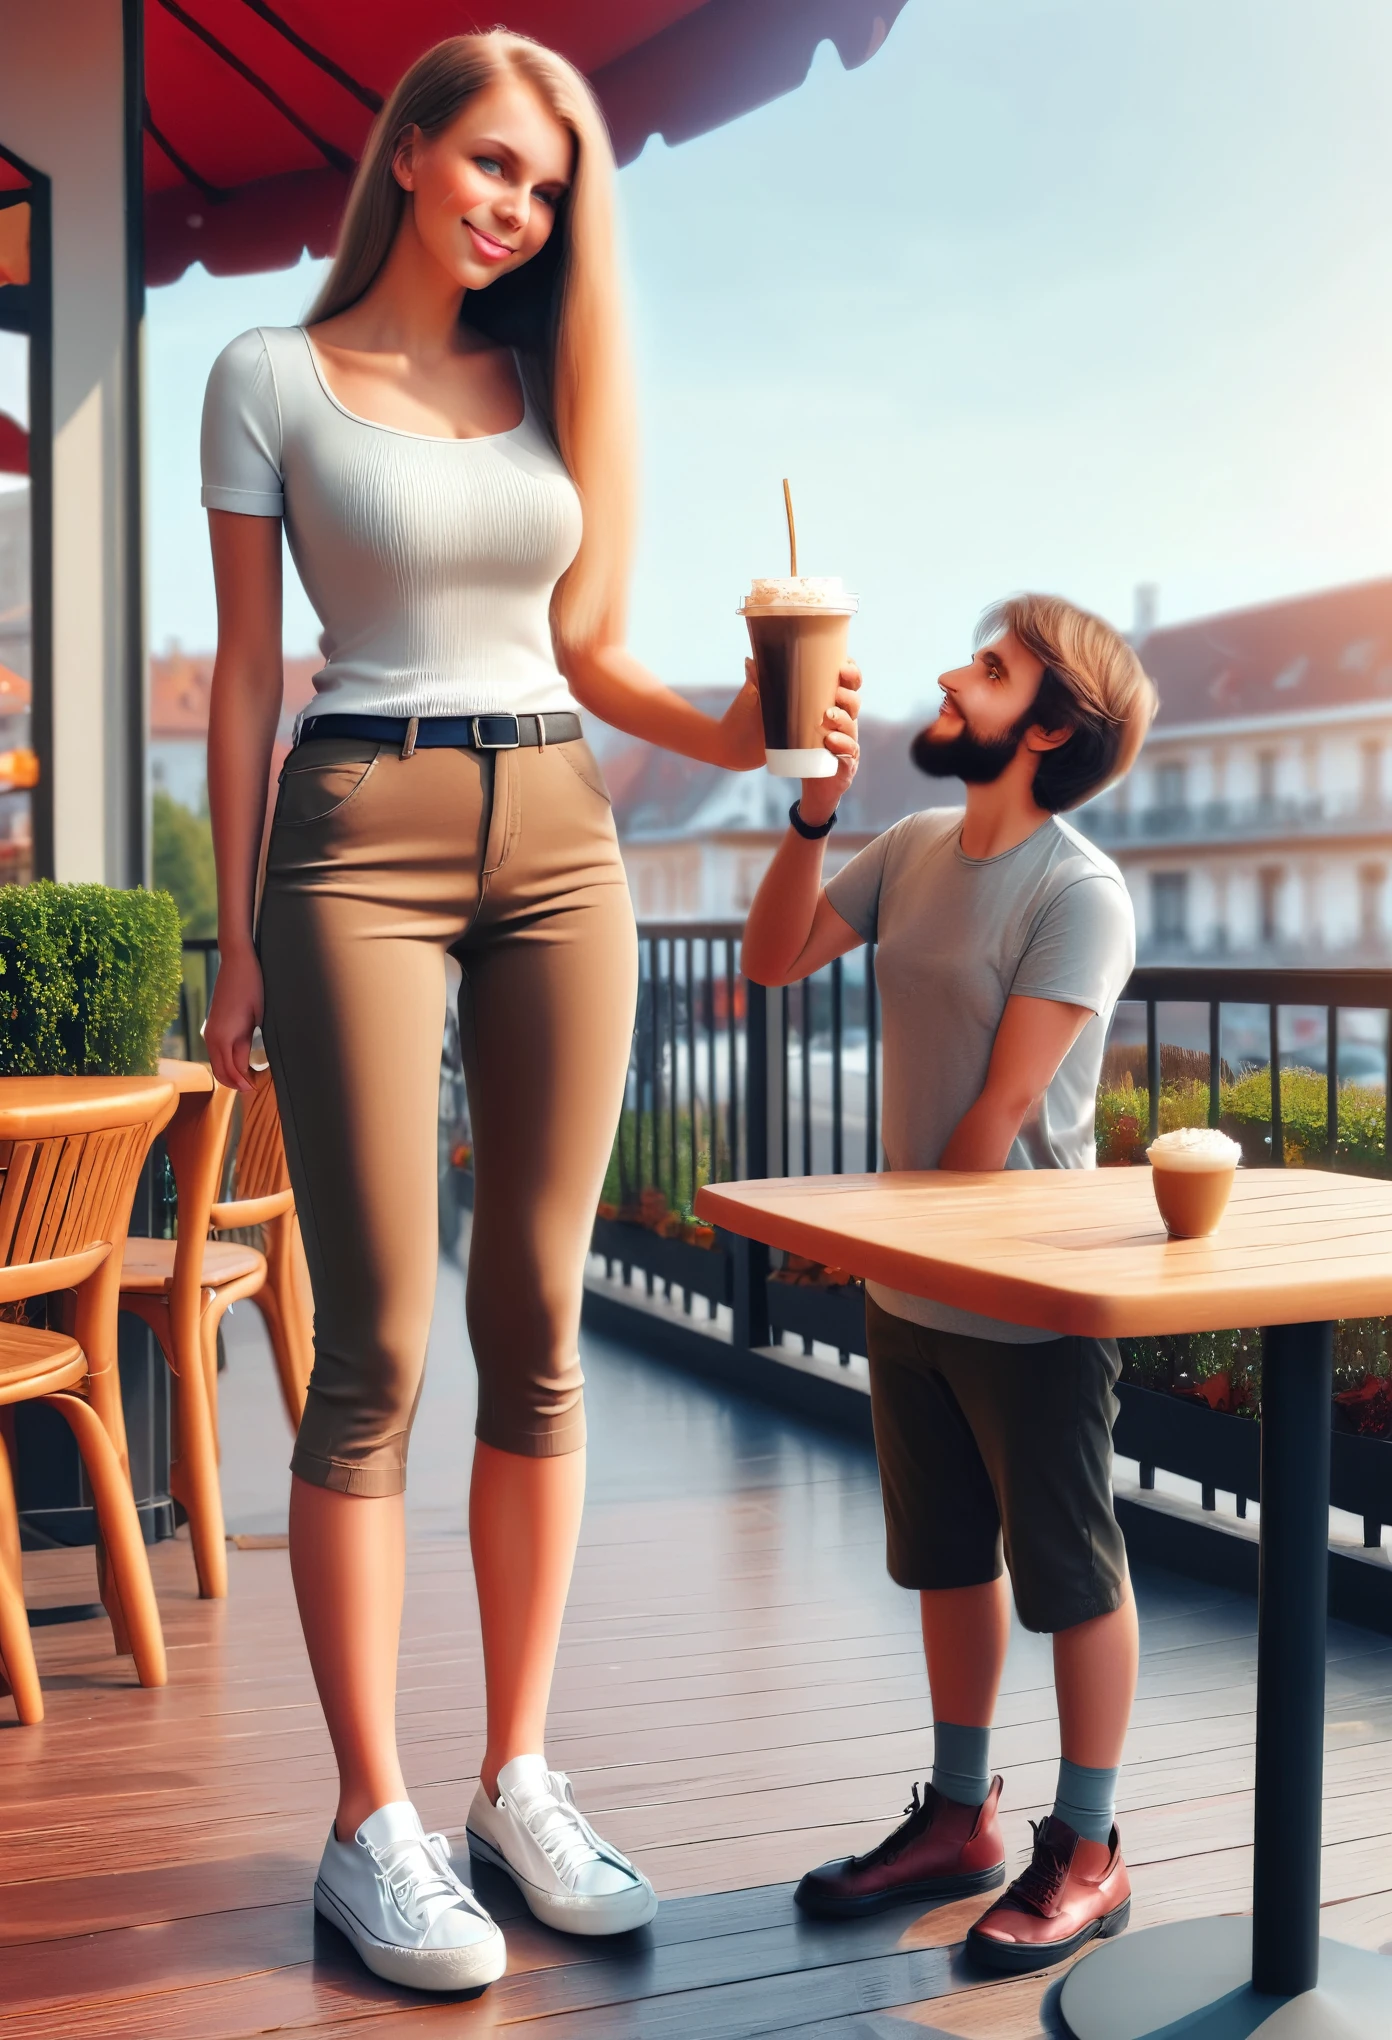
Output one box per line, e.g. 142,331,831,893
307,32,635,652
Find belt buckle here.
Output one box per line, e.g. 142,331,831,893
471,714,521,750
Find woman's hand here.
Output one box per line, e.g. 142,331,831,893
797,660,862,825
712,667,767,771
204,946,264,1094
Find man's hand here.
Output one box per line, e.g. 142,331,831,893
799,659,862,824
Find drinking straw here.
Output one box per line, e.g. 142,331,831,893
782,478,798,576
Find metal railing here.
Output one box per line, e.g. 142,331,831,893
613,938,1392,1202
174,936,219,1061
598,936,1392,1340
599,938,1392,1576
174,936,1392,1567
613,925,752,1214
172,936,1392,1602
174,935,1392,1201
1127,964,1392,1164
610,924,882,1218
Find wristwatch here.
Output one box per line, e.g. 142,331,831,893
788,800,838,840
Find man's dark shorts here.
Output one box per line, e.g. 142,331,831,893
865,1292,1127,1634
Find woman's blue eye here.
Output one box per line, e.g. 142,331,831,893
475,156,502,176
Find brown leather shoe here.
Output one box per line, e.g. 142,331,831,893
966,1814,1131,1973
794,1777,1005,1918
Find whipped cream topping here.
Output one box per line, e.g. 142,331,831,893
1146,1126,1243,1171
740,575,856,614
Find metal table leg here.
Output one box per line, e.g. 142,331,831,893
1059,1320,1392,2038
1252,1320,1333,1995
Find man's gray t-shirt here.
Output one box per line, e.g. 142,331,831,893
825,810,1135,1342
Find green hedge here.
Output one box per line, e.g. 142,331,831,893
1097,1067,1388,1171
0,882,183,1076
603,1104,715,1218
152,790,217,937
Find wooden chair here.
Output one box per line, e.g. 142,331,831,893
0,1075,177,1723
211,1069,313,1435
120,1062,311,1601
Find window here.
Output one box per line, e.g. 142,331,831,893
1151,871,1189,946
1360,865,1385,945
1258,866,1284,945
1210,872,1230,953
0,146,49,882
1361,741,1384,812
1154,761,1187,812
1256,751,1279,807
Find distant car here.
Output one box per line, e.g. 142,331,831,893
1331,1042,1388,1089
1273,1041,1387,1088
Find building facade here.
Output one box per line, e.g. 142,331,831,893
149,649,321,814
144,577,1392,958
609,578,1392,959
608,707,959,920
1077,578,1392,960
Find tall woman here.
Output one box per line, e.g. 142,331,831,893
202,30,858,1994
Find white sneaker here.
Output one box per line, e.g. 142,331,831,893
466,1754,658,1936
314,1800,506,1991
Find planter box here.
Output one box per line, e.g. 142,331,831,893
591,1216,731,1307
1115,1381,1261,1499
1116,1379,1392,1531
1331,1429,1392,1527
765,1278,868,1357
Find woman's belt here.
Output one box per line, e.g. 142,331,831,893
297,711,583,757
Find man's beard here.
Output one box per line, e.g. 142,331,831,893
910,705,1030,784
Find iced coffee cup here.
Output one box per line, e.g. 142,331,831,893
1146,1126,1243,1238
740,576,857,778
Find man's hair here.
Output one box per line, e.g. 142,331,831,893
976,594,1158,812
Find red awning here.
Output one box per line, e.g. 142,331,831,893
0,415,27,477
144,0,904,285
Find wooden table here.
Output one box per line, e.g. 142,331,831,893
158,1056,214,1094
697,1166,1392,2038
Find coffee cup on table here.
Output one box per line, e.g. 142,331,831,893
740,576,857,778
1146,1127,1243,1238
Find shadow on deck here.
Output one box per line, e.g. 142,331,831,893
4,1255,1392,2037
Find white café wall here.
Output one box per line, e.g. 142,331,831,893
0,0,143,884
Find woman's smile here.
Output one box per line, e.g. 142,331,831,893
465,219,515,261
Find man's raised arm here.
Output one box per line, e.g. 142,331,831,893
740,831,863,986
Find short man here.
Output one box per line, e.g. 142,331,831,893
740,595,1157,1972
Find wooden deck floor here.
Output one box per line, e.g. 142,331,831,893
4,1257,1392,2038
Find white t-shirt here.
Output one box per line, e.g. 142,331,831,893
826,809,1135,1342
200,326,583,724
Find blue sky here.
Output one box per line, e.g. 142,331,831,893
147,0,1392,721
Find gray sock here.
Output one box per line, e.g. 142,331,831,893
931,1720,991,1808
1053,1758,1119,1844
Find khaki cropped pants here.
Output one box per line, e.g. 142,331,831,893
258,734,637,1495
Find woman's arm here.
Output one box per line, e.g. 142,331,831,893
562,641,860,771
203,509,284,1093
938,996,1092,1170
